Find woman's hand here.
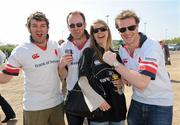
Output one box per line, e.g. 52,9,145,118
113,79,124,89
99,101,111,111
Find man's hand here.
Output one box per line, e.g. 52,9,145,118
59,54,73,68
103,51,117,66
58,54,73,80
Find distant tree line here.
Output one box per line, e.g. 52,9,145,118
165,37,180,44
0,37,179,57
0,44,17,57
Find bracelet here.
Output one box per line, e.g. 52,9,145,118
113,60,121,68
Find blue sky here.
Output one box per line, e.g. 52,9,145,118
0,0,179,44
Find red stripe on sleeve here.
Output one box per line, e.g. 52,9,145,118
4,64,20,74
140,61,158,68
139,65,157,74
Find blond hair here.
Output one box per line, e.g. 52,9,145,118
115,10,140,29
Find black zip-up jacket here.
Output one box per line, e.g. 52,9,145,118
79,46,127,122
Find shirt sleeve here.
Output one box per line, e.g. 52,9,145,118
78,48,105,111
138,41,160,80
2,47,22,76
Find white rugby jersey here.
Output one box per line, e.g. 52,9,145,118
3,40,64,111
119,33,173,106
60,39,90,90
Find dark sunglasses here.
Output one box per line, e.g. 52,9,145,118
69,22,83,29
118,25,137,33
92,27,108,34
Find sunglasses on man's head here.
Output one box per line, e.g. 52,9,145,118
92,27,108,34
69,22,83,29
118,25,137,33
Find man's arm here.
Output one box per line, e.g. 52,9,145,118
114,62,150,90
0,72,13,84
58,54,73,80
103,51,151,91
58,64,68,80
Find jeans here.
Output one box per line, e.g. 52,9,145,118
0,95,16,118
90,120,125,125
127,100,173,125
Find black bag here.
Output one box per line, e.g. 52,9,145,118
64,82,103,118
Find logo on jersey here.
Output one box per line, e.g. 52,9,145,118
145,57,157,62
94,60,101,65
122,58,128,64
32,53,40,59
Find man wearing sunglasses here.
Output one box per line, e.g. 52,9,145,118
103,10,173,125
58,11,90,125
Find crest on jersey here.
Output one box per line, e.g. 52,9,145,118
122,58,128,64
32,53,40,59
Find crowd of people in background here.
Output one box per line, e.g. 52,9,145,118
0,9,173,125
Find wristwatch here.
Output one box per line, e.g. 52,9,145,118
113,60,120,68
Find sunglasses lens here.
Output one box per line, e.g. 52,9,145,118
69,23,83,28
118,28,126,33
128,25,136,31
69,24,75,28
76,23,83,27
118,25,136,33
93,27,107,34
99,27,107,32
93,29,99,33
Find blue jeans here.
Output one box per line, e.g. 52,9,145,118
127,100,173,125
90,121,125,125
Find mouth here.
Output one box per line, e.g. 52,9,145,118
36,33,43,38
97,35,105,39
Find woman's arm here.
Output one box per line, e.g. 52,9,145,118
78,76,110,112
78,48,110,112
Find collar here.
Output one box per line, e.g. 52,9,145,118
138,32,147,48
121,32,147,48
30,34,49,51
72,38,88,50
67,30,90,50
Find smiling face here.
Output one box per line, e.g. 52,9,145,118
92,22,108,49
116,17,139,46
28,19,48,44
